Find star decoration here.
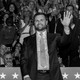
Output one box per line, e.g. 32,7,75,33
0,73,6,79
74,72,80,79
62,72,69,79
12,73,19,79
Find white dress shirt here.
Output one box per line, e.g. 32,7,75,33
36,31,49,70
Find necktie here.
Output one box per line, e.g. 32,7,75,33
40,34,47,68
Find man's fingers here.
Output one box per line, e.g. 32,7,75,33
64,12,66,18
68,12,71,18
66,11,70,18
70,14,73,20
66,11,68,17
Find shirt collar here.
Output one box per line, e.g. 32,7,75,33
36,30,47,37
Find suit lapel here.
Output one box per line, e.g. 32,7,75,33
31,33,55,60
30,34,37,60
47,33,53,55
47,33,57,55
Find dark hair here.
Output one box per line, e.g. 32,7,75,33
15,42,22,49
33,12,48,21
4,51,12,57
23,10,32,20
12,41,22,52
7,3,18,14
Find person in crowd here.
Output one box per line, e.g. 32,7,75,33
0,50,18,67
0,44,6,66
20,11,73,80
12,42,22,67
7,2,18,15
6,2,19,29
0,17,17,46
58,56,65,67
36,0,50,13
2,51,13,67
47,5,60,33
28,1,36,16
3,13,9,28
11,0,21,10
19,10,35,44
56,4,80,66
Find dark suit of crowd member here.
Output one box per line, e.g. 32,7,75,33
47,13,56,33
20,12,72,80
56,5,80,67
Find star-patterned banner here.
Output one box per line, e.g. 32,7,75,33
0,67,22,80
0,67,80,80
60,67,80,80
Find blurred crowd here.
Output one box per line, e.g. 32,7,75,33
0,0,80,67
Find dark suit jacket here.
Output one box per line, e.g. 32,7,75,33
20,32,69,80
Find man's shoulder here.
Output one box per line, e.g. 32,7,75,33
24,34,36,42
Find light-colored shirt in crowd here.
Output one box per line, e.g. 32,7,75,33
19,20,30,44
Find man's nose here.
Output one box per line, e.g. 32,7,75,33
38,21,42,24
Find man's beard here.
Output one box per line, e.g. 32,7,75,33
35,27,47,31
35,24,47,31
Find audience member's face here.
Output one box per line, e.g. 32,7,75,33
6,47,11,52
23,11,30,24
34,14,48,31
29,1,34,10
4,53,13,67
14,43,21,57
66,6,73,15
58,57,62,64
0,45,6,55
15,43,21,51
9,4,15,12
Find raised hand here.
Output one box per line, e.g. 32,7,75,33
60,11,73,27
